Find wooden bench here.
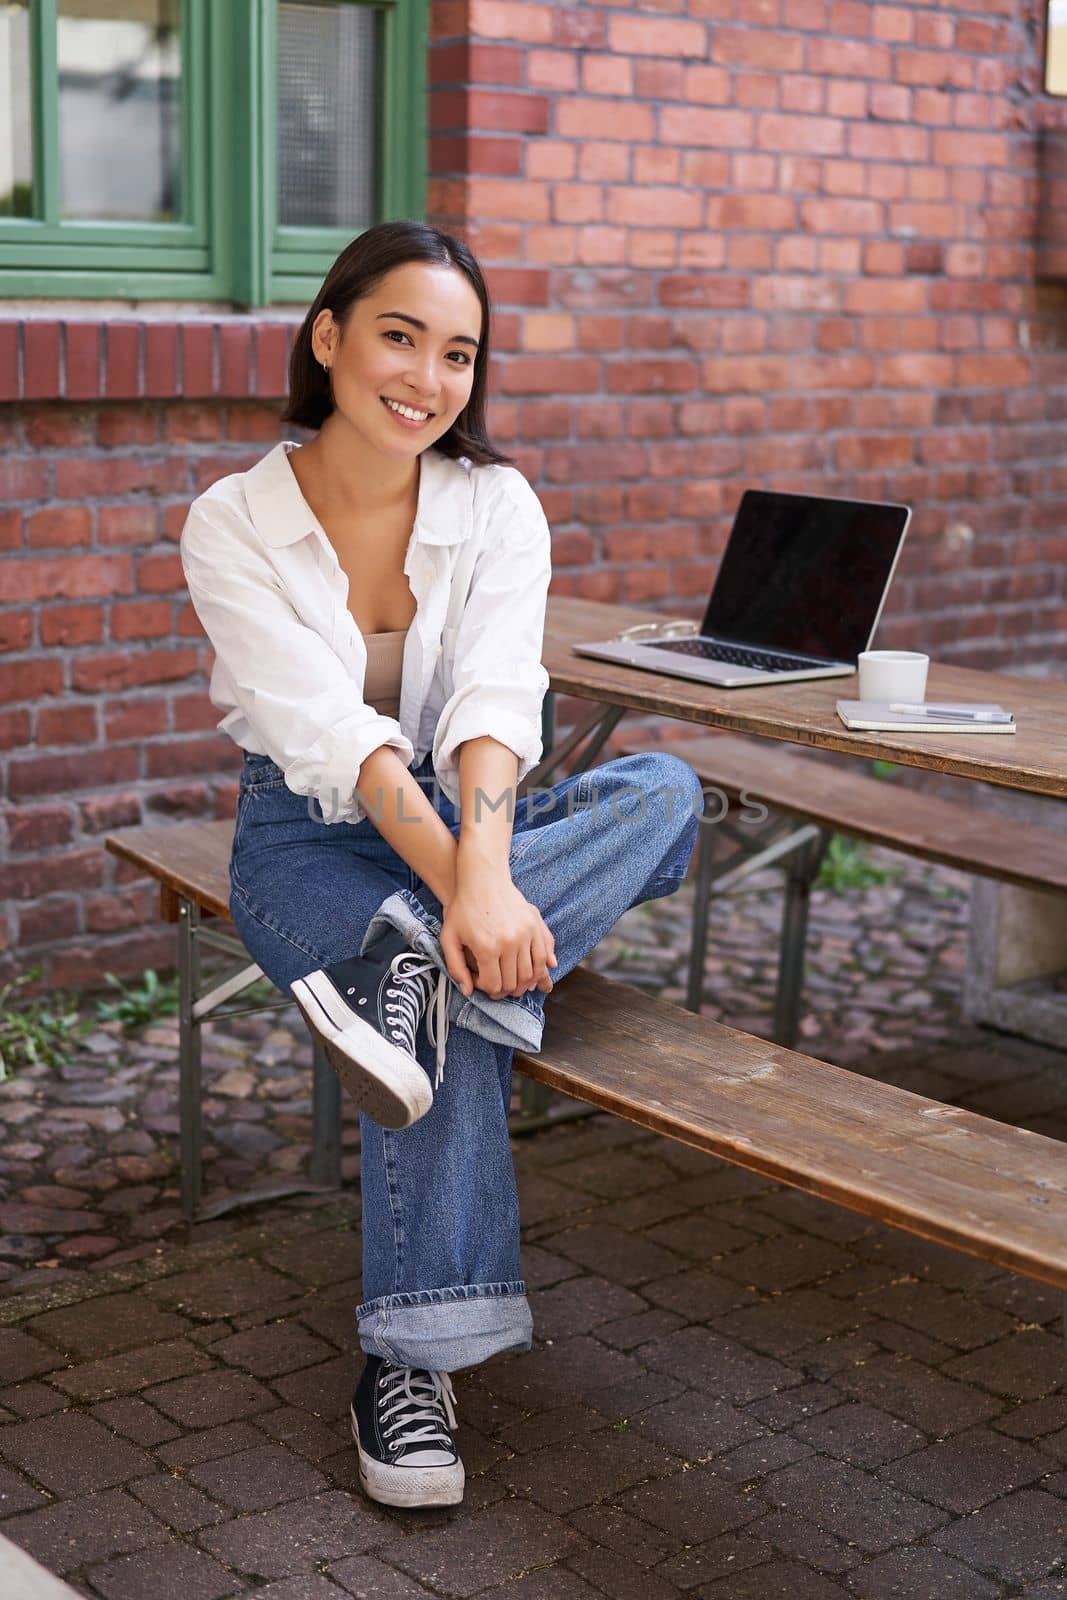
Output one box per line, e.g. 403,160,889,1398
106,819,1067,1334
617,732,1067,1047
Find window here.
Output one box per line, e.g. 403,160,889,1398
0,0,426,305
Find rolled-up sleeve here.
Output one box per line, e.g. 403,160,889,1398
180,505,413,825
432,474,552,808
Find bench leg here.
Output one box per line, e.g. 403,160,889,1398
177,898,203,1221
773,828,830,1050
310,1036,342,1186
685,820,717,1012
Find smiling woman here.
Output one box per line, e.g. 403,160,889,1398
176,217,702,1516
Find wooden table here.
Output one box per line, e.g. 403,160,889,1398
538,595,1067,800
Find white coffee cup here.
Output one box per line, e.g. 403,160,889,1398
857,650,929,703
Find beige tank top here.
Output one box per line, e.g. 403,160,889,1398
363,628,408,720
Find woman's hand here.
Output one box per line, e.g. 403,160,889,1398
439,877,558,1001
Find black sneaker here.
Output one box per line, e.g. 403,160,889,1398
290,925,452,1129
352,1354,464,1508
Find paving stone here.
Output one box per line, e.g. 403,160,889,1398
188,1444,329,1511
595,1308,686,1351
996,1396,1067,1442
859,1280,1015,1353
845,1545,1002,1600
1,1486,169,1573
539,1222,687,1287
942,1328,1067,1401
615,1464,762,1541
146,1260,298,1318
377,1499,582,1597
466,1568,605,1600
760,1455,948,1554
790,1402,925,1470
656,1526,776,1589
28,1291,191,1358
713,1430,813,1483
490,1425,678,1514
84,1539,241,1600
0,1380,68,1418
746,1509,862,1576
0,1328,65,1384
255,1405,350,1463
636,1326,800,1404
52,1338,213,1402
831,1352,1003,1435
478,1336,646,1411
641,1265,758,1322
547,1149,680,1200
255,1581,354,1600
207,1320,335,1378
199,1490,388,1577
879,1423,1054,1513
0,1409,153,1495
157,1422,268,1469
698,1559,851,1597
326,1552,441,1596
530,1276,647,1340
564,1503,674,1568
714,1234,858,1292
128,1470,228,1532
629,1389,762,1462
91,1396,183,1446
496,1403,606,1456
0,1461,48,1517
713,1288,865,1359
272,1355,355,1422
929,1487,1067,1584
145,1370,277,1428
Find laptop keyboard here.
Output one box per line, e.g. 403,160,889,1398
649,639,823,673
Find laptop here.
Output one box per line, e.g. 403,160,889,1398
573,489,911,688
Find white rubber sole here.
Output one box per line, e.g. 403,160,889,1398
291,970,433,1130
351,1406,465,1507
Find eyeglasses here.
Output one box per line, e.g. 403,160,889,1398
616,618,699,644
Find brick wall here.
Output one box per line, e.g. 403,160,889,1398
3,0,1067,990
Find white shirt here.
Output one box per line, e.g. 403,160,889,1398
179,440,552,824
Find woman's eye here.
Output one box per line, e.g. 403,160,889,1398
383,330,470,365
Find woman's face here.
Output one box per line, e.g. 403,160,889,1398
313,260,483,458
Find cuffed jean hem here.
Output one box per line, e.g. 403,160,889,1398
355,1281,534,1373
360,889,545,1054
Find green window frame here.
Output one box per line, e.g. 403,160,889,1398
0,0,427,305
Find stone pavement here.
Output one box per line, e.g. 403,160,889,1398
0,853,1064,1597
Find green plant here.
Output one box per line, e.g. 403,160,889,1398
94,968,181,1027
816,834,901,892
0,967,95,1081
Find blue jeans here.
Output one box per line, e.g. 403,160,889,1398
229,744,703,1372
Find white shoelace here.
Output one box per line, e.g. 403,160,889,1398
378,1365,458,1453
384,951,453,1088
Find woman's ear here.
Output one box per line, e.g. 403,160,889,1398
311,308,338,367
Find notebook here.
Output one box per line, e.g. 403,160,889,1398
836,701,1016,734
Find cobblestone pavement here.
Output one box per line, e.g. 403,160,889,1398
0,853,1064,1598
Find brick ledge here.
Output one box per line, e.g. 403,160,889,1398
0,313,304,404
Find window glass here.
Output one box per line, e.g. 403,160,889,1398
0,1,33,217
57,0,181,220
277,0,377,228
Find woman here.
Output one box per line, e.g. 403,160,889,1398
179,220,703,1511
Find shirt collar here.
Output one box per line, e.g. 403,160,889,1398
244,440,474,549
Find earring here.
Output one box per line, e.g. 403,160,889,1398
321,360,329,374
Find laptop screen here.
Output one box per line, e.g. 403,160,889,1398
702,490,910,662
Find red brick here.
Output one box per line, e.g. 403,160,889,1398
23,322,60,401
71,647,199,693
144,322,179,397
39,605,105,647
110,601,173,641
64,323,102,400
254,325,291,397
36,705,98,745
218,323,253,398
26,506,92,548
3,554,132,604
5,805,74,852
105,324,142,399
712,28,804,71
0,658,64,703
0,322,19,400
6,747,140,800
96,409,159,447
181,324,215,397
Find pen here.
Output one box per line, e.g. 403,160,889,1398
889,703,1014,723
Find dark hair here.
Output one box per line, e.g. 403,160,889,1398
283,220,513,468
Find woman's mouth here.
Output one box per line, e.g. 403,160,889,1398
382,397,434,429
